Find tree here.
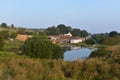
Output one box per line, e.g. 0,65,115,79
57,24,72,34
71,28,81,36
47,26,60,35
52,44,64,59
80,30,88,38
1,23,7,28
10,24,15,29
22,36,64,59
0,35,3,51
57,24,66,34
109,31,118,37
92,33,108,44
85,38,95,45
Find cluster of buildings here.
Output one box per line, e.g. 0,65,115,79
15,32,85,44
49,32,85,44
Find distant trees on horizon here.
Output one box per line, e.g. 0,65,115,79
0,22,120,39
47,24,89,38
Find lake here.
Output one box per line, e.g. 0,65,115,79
64,46,96,61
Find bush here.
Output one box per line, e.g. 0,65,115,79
0,30,10,39
85,38,96,45
22,36,64,59
89,48,109,57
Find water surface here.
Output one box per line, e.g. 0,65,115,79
64,47,96,61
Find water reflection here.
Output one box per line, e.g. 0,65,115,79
64,46,96,61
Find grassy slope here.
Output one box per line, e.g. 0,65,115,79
0,47,120,80
0,27,18,32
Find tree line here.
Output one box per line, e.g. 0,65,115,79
0,23,89,40
86,31,120,45
47,24,89,37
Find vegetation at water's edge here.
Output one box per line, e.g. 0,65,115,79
0,48,120,80
22,36,64,59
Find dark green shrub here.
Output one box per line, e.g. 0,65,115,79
22,36,64,59
89,49,109,57
85,38,96,45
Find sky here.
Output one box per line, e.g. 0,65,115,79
0,0,120,33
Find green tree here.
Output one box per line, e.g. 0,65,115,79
92,33,108,44
66,26,72,33
22,36,64,59
109,31,118,37
85,38,95,45
52,44,64,59
71,28,81,36
47,26,60,35
57,24,72,34
0,35,3,51
57,24,66,34
10,24,15,29
1,23,7,28
80,30,88,38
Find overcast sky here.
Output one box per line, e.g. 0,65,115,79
0,0,120,33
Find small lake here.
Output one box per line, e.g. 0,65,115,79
64,47,96,61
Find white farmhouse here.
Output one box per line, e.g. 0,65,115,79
70,38,85,43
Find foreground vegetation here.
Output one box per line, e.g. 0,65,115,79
0,45,120,80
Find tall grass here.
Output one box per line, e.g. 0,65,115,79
0,50,120,80
3,40,24,53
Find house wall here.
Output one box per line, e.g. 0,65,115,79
70,39,83,43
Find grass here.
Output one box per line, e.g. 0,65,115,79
3,40,24,53
0,49,120,80
0,27,7,31
0,27,18,32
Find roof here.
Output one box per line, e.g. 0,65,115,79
64,32,72,37
16,34,32,41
